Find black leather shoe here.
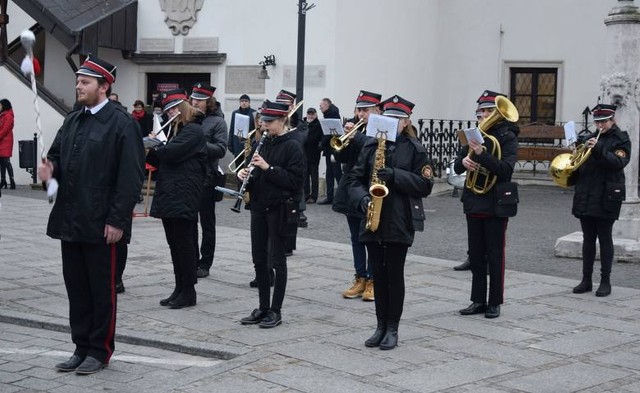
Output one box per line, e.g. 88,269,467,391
159,287,181,306
240,308,268,325
259,310,282,328
55,355,85,372
459,302,487,315
573,280,592,293
485,305,501,318
364,328,386,347
115,280,125,294
379,321,399,350
249,278,258,288
317,198,333,205
453,258,471,271
196,267,210,278
75,356,105,375
168,290,196,309
595,282,611,297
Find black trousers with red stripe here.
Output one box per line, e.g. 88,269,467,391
61,241,117,364
466,215,508,307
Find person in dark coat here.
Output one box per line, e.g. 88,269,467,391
345,95,433,350
131,99,153,134
189,83,228,279
319,98,342,204
571,103,630,297
303,107,323,203
38,56,144,374
228,94,256,157
147,89,206,310
454,90,519,319
238,100,305,329
334,90,382,302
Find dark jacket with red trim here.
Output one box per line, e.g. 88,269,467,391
572,124,630,220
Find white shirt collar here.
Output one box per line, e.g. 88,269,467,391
85,98,110,115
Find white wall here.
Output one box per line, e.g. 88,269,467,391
6,1,34,40
0,67,65,185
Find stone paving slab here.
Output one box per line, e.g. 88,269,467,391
3,193,640,392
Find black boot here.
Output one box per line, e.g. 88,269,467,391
364,318,386,347
453,257,470,271
169,286,196,309
379,320,399,350
9,179,15,189
595,275,611,297
0,179,6,189
572,276,592,294
160,275,182,306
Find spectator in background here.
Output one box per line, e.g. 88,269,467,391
303,107,323,203
319,98,342,205
131,100,153,135
0,99,15,189
228,94,256,157
108,93,122,107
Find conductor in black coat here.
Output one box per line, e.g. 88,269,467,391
571,104,630,297
39,56,144,373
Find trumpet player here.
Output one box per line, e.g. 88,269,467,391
454,90,519,319
571,104,630,297
238,100,305,329
334,90,382,301
345,95,433,350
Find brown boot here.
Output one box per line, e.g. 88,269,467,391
362,279,375,301
342,276,366,298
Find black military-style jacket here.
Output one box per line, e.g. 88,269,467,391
453,121,519,215
345,133,433,246
572,124,631,220
47,101,145,243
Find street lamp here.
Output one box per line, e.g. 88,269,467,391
295,1,315,113
258,55,276,79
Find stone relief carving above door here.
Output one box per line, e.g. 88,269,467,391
160,0,205,36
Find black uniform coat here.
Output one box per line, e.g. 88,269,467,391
202,112,228,187
453,121,519,215
345,134,434,246
572,124,631,220
246,131,305,212
148,116,207,221
46,101,144,243
333,125,371,217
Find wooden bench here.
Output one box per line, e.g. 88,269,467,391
516,124,572,175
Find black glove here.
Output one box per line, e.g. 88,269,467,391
360,196,371,214
376,167,395,184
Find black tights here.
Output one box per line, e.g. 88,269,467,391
367,242,408,323
0,157,13,181
580,217,615,277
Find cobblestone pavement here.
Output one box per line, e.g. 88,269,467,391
2,187,640,392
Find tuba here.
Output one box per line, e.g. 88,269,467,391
549,130,601,187
365,136,389,232
330,119,366,152
465,96,519,194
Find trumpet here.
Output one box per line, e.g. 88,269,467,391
228,129,257,173
330,119,366,152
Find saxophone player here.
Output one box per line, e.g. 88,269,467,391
454,90,519,319
345,95,433,350
571,104,630,297
238,100,305,329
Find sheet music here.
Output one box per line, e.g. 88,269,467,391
366,114,398,142
564,121,577,146
234,113,250,139
320,119,344,136
463,127,484,145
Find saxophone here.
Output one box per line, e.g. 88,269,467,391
365,137,390,232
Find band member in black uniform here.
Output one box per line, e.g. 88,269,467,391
239,100,305,328
571,104,630,297
334,90,382,301
346,95,433,350
454,90,519,319
39,56,144,374
189,83,228,279
147,89,206,309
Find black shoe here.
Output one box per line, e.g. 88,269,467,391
485,305,501,318
259,310,282,328
379,321,398,350
75,356,105,375
317,198,333,205
160,287,181,306
240,308,268,325
459,302,487,315
595,282,611,297
572,280,592,294
115,281,125,294
55,355,85,372
453,258,471,271
197,267,210,278
0,180,6,189
249,278,258,288
168,290,196,309
9,179,15,189
364,322,386,348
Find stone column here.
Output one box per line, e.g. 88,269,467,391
555,0,640,261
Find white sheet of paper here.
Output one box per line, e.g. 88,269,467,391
463,127,484,145
155,129,167,143
152,114,163,135
564,121,577,146
320,119,343,136
234,113,250,139
366,114,399,142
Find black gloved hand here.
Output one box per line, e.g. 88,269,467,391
360,196,371,214
376,167,395,184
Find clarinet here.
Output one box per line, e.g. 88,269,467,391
230,131,268,213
